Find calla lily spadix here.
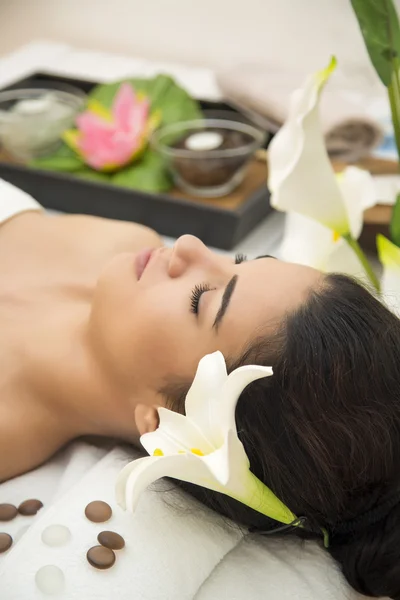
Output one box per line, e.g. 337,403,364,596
268,56,380,290
116,351,296,527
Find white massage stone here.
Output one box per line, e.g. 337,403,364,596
41,524,71,547
13,96,53,115
35,565,65,595
185,131,223,151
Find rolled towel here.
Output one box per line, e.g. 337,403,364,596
217,64,384,163
0,177,42,224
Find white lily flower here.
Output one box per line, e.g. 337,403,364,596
377,235,400,316
268,57,380,290
280,167,376,280
116,351,296,526
269,57,367,238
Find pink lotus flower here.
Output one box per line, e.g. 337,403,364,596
64,83,159,172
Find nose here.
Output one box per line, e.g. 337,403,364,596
168,235,211,278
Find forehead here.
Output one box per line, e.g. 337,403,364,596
220,258,322,352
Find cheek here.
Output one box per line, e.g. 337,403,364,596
91,266,214,387
132,292,187,362
131,291,212,384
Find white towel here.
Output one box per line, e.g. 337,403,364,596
0,440,362,600
0,177,42,224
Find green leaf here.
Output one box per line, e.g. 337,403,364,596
30,142,84,172
30,143,113,183
351,0,400,86
73,169,111,183
112,150,172,192
390,192,400,247
377,232,400,266
89,74,202,127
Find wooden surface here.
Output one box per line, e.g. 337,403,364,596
364,204,393,225
0,149,267,213
1,148,398,221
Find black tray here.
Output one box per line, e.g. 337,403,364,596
0,73,272,249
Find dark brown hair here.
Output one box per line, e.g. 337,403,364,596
167,273,400,599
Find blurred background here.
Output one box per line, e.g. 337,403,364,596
0,0,399,256
0,0,384,73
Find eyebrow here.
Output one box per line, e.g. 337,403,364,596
212,275,238,332
211,255,274,332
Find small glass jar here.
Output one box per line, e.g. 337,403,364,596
151,118,265,197
0,85,85,160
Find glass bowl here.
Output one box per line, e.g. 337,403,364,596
151,118,266,197
0,86,86,161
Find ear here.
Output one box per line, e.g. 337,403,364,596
134,404,160,437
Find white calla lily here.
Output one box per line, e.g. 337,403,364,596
116,351,296,526
280,212,366,277
377,235,400,316
280,167,376,282
268,57,351,235
268,56,380,290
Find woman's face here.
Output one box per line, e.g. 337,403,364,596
90,235,321,428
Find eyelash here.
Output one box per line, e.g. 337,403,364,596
235,253,247,264
189,254,247,315
190,283,212,314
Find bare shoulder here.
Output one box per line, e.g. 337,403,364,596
51,213,163,252
0,401,61,483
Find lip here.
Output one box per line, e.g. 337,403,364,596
135,248,155,280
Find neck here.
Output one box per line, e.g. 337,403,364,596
22,303,139,444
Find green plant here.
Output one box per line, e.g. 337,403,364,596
351,0,400,247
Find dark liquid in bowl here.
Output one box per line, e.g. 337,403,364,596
171,128,254,188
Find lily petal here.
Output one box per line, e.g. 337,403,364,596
141,407,215,456
324,239,369,281
185,351,227,433
117,452,229,512
337,167,376,239
280,212,333,269
268,57,351,235
215,365,273,440
280,212,369,280
377,235,400,316
140,429,184,456
201,429,249,487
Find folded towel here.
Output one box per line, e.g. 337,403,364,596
217,64,384,162
0,177,42,224
0,440,362,599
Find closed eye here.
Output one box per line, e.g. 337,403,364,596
190,283,213,315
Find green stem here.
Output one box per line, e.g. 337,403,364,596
343,234,381,292
388,60,400,168
384,0,400,166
